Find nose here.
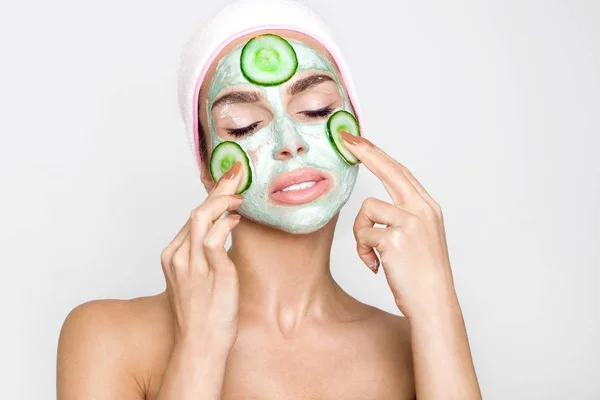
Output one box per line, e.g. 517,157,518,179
272,117,309,160
273,140,307,160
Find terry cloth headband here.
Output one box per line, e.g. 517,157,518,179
177,0,363,171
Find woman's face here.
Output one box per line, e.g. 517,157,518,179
199,30,359,234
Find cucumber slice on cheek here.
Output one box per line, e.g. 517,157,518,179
240,34,298,86
326,110,361,165
209,141,253,194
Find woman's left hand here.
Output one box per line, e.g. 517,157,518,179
340,131,458,319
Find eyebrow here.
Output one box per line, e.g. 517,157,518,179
287,74,335,96
211,91,260,111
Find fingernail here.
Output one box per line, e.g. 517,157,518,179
341,130,374,148
230,214,241,220
232,194,244,200
340,130,361,145
223,161,241,180
370,259,380,274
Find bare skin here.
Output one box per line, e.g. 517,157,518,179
57,29,480,400
57,290,414,399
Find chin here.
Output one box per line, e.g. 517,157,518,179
239,206,339,235
274,218,332,235
271,199,351,234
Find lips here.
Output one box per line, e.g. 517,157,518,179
269,167,326,193
269,167,332,205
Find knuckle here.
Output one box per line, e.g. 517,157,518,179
362,196,377,210
399,163,410,175
227,197,243,209
390,164,404,179
203,235,222,251
190,207,205,223
381,165,402,184
352,215,366,238
420,202,437,220
353,225,363,241
171,250,187,270
352,223,359,240
406,215,422,232
381,168,396,183
160,246,172,266
388,228,404,247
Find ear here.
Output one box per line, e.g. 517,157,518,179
200,161,217,192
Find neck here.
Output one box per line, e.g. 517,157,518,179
228,213,355,333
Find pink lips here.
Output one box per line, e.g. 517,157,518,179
269,167,332,205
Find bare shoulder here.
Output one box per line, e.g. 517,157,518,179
353,301,411,340
57,292,173,398
360,305,410,349
372,306,412,341
357,303,414,371
338,292,412,350
343,301,415,398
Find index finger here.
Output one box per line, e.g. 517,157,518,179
339,131,420,205
188,194,244,275
208,160,244,198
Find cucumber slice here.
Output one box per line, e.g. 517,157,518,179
209,141,252,194
326,110,361,165
240,34,298,86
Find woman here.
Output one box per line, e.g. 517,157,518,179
57,0,482,399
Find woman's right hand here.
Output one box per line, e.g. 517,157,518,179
160,161,244,352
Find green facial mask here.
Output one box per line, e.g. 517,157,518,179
206,36,358,234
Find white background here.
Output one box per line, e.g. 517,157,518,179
1,0,598,398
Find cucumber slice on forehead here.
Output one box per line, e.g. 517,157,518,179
240,34,298,86
209,141,252,194
327,110,361,165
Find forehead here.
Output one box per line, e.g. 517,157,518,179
209,39,333,105
198,29,344,115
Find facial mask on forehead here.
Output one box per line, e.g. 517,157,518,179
206,35,359,234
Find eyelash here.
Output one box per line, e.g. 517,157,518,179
300,106,334,118
227,121,261,137
225,106,334,137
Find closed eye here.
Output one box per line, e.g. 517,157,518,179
299,105,334,119
227,121,262,137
